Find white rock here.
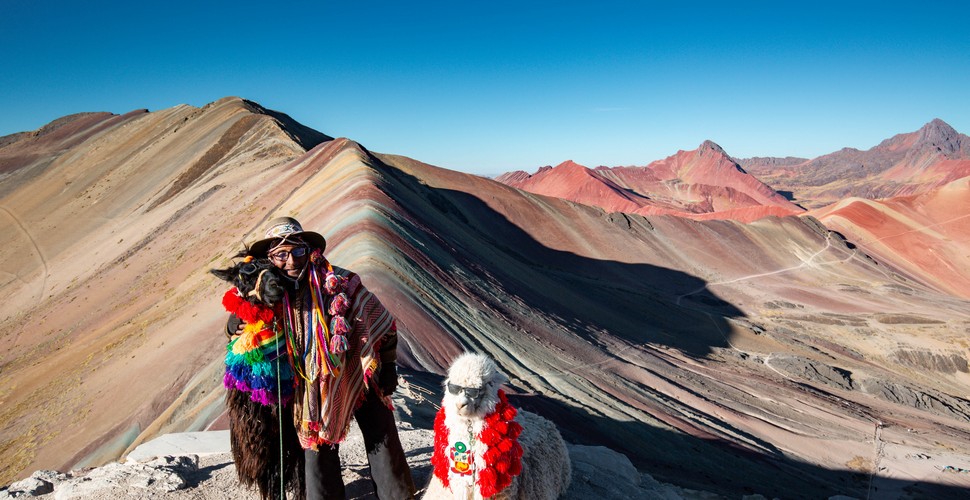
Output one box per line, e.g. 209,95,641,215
8,470,67,498
53,460,190,499
126,431,229,462
1,420,737,499
30,470,68,485
11,477,53,496
146,455,199,471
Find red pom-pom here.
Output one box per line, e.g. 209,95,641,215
431,408,451,486
507,421,522,439
497,438,513,452
501,405,517,421
478,468,498,497
498,473,512,489
480,427,500,444
509,459,522,475
483,447,500,462
483,410,499,424
222,288,275,323
222,288,240,310
257,305,274,323
511,442,523,459
492,420,508,434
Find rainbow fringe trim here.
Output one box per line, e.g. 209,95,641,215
224,319,294,406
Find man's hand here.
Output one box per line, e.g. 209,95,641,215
226,315,246,339
230,321,245,340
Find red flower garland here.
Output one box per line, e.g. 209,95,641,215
431,389,523,498
222,288,274,324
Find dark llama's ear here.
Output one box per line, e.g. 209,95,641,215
210,246,252,282
210,267,236,282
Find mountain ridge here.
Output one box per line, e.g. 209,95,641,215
741,119,970,207
500,140,803,222
1,99,969,498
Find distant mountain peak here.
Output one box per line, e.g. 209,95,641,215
914,118,963,156
555,159,587,170
922,118,956,134
699,140,726,156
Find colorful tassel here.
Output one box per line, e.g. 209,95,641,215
330,316,350,336
310,248,324,264
221,287,293,406
328,316,350,354
323,269,347,295
330,334,348,354
328,293,349,316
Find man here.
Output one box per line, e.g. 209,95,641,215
240,216,415,499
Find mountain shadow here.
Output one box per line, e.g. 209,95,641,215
373,153,743,361
355,153,970,498
400,367,969,499
514,392,970,499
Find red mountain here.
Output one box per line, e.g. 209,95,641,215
742,119,970,208
499,141,802,222
495,160,651,214
811,176,970,298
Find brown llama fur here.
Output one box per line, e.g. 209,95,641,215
226,387,305,499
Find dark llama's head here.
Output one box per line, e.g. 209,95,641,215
210,249,286,306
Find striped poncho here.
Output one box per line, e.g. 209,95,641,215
284,264,397,448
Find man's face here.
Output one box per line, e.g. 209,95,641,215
267,243,309,278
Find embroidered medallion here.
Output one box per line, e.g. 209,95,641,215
450,441,475,475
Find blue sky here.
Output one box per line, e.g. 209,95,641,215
2,1,968,176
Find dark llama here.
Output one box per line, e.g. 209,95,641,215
211,250,305,500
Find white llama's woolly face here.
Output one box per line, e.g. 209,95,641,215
443,353,508,418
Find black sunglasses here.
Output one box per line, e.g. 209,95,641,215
240,262,260,275
447,383,485,399
269,246,308,262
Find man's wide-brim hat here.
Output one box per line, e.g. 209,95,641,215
249,217,327,256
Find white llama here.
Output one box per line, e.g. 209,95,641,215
424,353,571,500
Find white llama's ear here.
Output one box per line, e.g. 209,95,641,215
488,362,509,387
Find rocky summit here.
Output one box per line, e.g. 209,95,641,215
1,98,969,498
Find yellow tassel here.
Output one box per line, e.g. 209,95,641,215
243,320,265,335
231,320,266,354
